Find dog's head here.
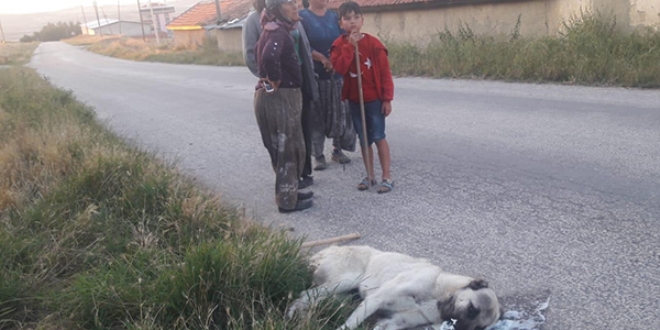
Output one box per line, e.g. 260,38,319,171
437,279,502,330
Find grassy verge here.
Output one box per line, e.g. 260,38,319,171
0,42,39,66
65,35,244,66
387,12,660,88
0,66,356,328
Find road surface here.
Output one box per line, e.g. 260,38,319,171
28,42,660,330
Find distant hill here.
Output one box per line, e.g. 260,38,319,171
0,0,200,42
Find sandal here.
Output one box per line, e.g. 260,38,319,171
357,177,377,191
377,179,394,194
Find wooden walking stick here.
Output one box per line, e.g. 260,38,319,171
300,232,361,249
354,37,375,186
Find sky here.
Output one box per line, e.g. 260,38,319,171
0,0,143,14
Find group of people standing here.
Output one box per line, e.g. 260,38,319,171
243,0,395,212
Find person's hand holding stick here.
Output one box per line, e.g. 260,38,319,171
351,29,374,187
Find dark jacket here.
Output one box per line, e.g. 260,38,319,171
256,19,302,89
243,10,319,100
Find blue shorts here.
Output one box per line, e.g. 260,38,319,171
349,100,386,146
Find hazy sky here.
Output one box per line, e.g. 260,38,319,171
0,0,143,14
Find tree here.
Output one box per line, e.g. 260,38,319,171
20,21,82,42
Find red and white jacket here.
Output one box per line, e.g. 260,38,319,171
330,33,394,103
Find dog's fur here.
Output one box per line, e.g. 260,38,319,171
287,245,501,330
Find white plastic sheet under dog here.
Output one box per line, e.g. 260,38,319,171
432,297,549,330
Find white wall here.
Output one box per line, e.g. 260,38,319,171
357,0,660,46
91,22,152,37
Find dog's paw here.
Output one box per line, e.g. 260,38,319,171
286,298,308,319
373,319,396,330
285,304,299,319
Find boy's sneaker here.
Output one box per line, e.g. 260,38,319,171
331,150,351,164
313,155,328,171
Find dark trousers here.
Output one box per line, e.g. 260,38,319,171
254,88,305,210
301,92,313,178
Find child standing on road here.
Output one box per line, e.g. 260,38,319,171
330,1,394,193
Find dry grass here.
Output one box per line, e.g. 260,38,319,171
64,34,123,46
85,36,174,61
66,35,245,66
0,42,39,66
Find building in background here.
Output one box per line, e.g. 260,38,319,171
165,1,219,48
81,19,152,37
140,2,176,37
323,0,660,47
167,0,660,53
166,0,250,49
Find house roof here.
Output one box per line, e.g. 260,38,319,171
217,17,247,30
81,19,148,29
166,0,252,31
83,19,120,29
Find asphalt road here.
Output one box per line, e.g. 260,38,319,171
28,42,660,330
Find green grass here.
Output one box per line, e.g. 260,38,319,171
386,12,660,88
0,66,362,329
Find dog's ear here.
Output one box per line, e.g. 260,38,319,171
468,279,489,290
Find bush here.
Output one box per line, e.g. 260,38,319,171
386,11,660,88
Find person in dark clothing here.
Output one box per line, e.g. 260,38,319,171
299,0,356,171
254,0,313,212
243,0,318,190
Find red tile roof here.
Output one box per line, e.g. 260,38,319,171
220,0,253,24
167,0,252,29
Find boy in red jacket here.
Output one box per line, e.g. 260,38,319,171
330,1,394,193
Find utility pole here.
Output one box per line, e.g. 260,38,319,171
80,6,89,34
118,0,122,34
147,0,160,44
93,1,103,36
0,19,5,43
101,8,113,34
136,0,146,41
214,0,222,24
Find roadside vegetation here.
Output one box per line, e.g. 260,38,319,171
19,21,82,43
66,35,244,66
68,11,660,88
388,11,660,88
0,58,358,328
0,42,39,66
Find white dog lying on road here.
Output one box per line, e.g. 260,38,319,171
287,245,502,330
